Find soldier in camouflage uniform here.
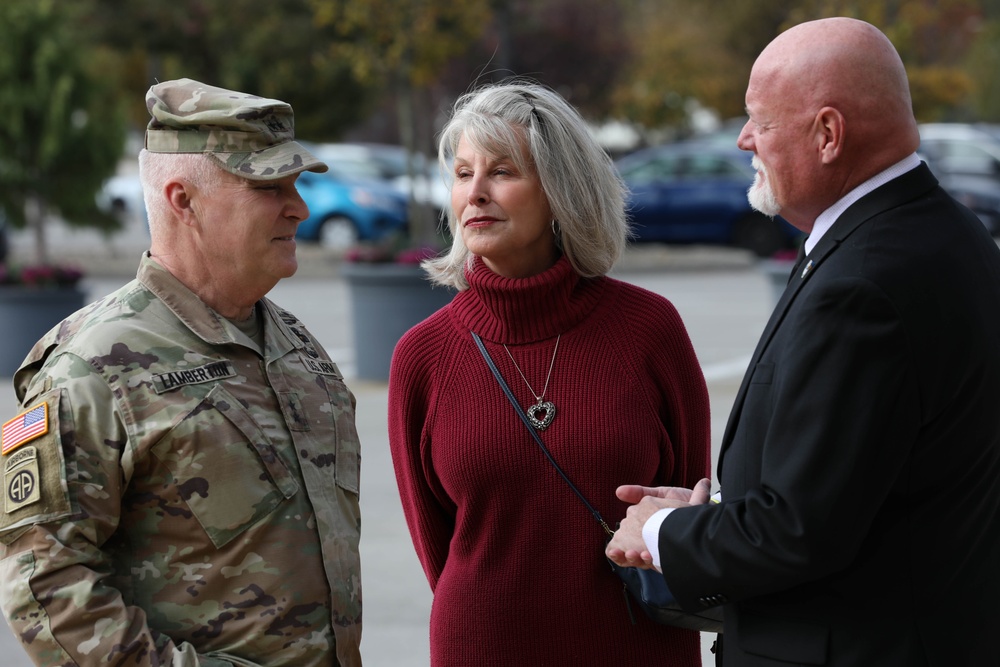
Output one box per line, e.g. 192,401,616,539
0,79,362,666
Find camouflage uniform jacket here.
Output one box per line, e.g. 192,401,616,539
0,255,362,666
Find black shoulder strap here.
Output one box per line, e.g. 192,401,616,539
471,331,613,537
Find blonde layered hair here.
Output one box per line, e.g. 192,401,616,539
424,80,629,290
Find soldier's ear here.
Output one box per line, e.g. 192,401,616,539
163,178,197,225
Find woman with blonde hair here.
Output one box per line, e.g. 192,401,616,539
388,79,710,665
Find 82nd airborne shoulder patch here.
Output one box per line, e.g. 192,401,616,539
0,393,71,537
4,446,41,512
2,404,49,514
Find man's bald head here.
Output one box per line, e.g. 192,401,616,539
739,18,920,229
755,17,919,162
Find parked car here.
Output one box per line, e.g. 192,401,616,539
96,171,147,228
615,141,801,257
311,142,449,216
918,123,1000,235
294,168,409,249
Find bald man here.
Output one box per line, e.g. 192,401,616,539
609,17,1000,666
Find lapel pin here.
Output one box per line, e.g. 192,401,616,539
801,259,814,279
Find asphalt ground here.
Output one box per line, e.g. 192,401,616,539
0,219,774,665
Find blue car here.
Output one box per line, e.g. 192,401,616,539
616,141,801,257
294,169,409,249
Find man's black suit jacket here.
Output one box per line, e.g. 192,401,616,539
660,163,1000,665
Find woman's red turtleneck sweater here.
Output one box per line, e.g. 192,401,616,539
388,256,711,666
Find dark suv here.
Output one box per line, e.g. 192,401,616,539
615,141,801,257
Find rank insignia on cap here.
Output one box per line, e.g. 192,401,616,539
2,403,49,456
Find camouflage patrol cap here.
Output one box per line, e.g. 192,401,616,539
144,78,327,180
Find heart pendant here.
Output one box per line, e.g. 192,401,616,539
527,400,556,431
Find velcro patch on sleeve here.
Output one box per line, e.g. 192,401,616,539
0,391,71,540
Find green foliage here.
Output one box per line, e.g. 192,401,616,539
787,0,983,121
85,0,374,142
611,0,996,134
306,0,493,244
5,0,998,224
613,1,737,133
0,0,125,245
310,0,491,87
965,19,1000,121
610,0,792,136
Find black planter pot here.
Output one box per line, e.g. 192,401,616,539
341,263,454,382
0,286,86,377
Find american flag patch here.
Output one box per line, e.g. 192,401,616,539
2,404,49,455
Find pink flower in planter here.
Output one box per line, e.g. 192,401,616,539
770,248,799,261
0,263,84,288
394,246,439,265
345,242,442,265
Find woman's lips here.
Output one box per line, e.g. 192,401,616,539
464,216,499,227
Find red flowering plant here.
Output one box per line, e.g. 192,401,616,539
344,239,441,265
769,247,799,262
343,222,449,265
0,263,85,289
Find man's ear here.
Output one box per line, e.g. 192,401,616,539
815,106,845,164
164,179,197,225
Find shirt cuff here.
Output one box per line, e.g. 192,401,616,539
642,508,675,570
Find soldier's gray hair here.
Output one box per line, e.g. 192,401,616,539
139,150,226,237
423,79,629,290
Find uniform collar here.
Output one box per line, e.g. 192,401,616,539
137,252,303,357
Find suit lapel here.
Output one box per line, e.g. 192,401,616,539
715,248,818,469
716,164,940,475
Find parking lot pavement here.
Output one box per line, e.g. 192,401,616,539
0,247,770,665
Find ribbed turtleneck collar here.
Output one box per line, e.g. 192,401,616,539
449,255,608,344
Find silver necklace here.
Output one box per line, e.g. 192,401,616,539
502,335,561,430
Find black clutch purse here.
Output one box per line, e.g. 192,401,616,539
472,332,723,633
609,559,723,632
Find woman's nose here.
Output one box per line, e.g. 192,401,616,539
468,175,489,205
